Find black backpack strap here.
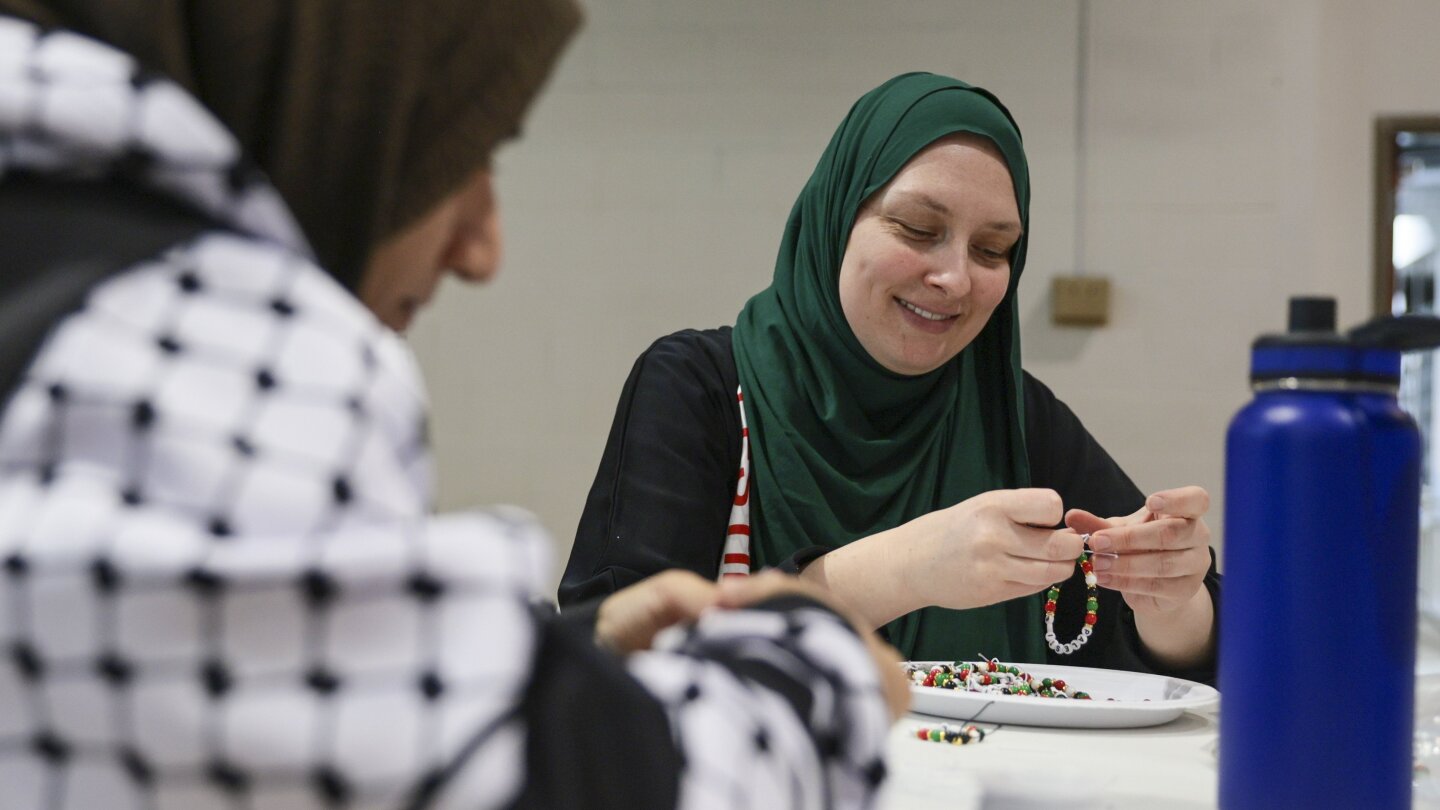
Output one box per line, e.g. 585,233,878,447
0,173,221,401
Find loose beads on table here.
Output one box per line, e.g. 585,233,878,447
914,723,986,746
903,659,1092,700
1045,538,1100,655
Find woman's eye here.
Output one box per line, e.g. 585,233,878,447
975,245,1010,263
892,219,936,240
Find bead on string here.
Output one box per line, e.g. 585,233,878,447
1045,533,1099,655
914,723,986,745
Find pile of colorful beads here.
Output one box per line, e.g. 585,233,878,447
914,723,986,745
903,658,1092,700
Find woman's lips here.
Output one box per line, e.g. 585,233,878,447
895,297,959,333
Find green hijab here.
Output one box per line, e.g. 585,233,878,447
733,72,1041,663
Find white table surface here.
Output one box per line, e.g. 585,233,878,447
879,621,1440,809
880,705,1218,809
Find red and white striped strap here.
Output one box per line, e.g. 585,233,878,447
718,385,752,578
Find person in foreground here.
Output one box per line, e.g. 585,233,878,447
0,2,906,808
561,73,1219,681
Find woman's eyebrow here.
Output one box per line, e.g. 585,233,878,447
982,221,1023,235
892,191,951,216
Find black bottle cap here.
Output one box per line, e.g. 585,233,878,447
1255,296,1346,351
1288,297,1336,333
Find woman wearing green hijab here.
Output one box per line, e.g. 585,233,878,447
562,73,1219,677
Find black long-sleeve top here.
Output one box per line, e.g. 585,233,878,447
561,327,1220,684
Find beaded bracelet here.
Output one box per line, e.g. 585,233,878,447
914,723,986,745
1045,535,1099,655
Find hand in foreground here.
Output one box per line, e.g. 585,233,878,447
717,571,911,721
907,488,1086,610
1064,486,1212,616
594,569,720,655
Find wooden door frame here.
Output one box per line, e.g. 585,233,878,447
1375,116,1440,315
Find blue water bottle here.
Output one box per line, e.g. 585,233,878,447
1220,296,1440,808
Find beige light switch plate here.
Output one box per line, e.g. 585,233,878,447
1052,276,1110,326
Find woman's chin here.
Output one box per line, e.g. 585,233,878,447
875,349,952,376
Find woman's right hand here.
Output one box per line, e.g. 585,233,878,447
803,488,1084,628
907,488,1084,610
594,569,910,720
594,569,719,654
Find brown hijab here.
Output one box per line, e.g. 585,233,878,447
0,0,582,289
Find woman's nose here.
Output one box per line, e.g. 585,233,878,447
925,252,972,298
446,172,503,284
450,205,503,283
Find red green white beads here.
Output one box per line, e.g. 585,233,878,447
914,723,986,745
903,659,1092,700
1045,540,1099,655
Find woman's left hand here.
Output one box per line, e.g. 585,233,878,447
1063,486,1212,616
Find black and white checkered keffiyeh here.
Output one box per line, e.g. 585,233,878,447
0,17,890,810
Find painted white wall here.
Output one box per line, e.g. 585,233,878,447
408,0,1440,590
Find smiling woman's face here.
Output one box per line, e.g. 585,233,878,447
837,133,1021,376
